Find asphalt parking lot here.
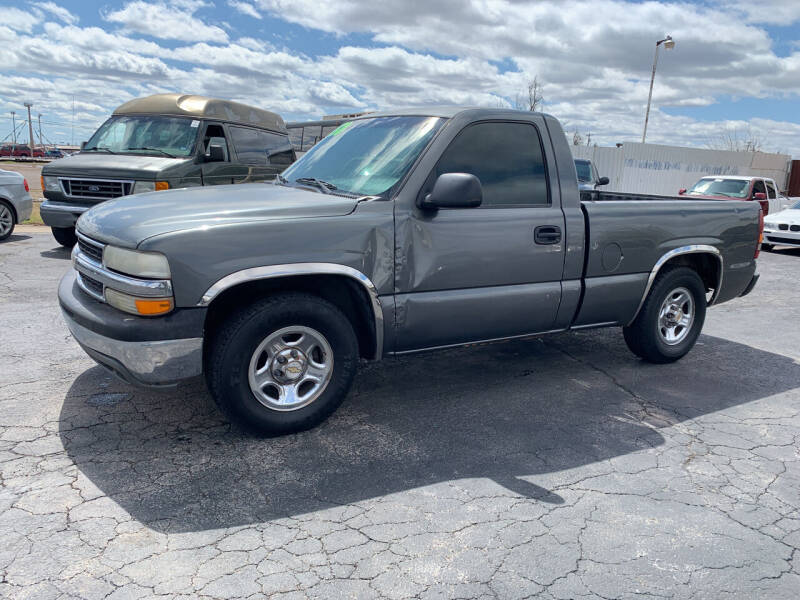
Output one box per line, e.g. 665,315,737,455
1,227,799,599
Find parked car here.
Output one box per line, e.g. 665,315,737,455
574,158,609,191
0,168,33,241
59,107,762,435
44,148,64,159
40,93,295,248
679,176,789,216
762,198,800,250
0,144,44,159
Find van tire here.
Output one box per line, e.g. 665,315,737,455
205,292,359,436
52,226,77,248
623,266,706,364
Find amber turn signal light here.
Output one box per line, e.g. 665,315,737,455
134,298,174,316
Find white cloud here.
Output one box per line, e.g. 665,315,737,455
227,1,262,19
32,1,79,25
0,6,42,32
1,0,799,155
103,0,229,43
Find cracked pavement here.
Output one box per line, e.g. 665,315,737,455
1,227,799,599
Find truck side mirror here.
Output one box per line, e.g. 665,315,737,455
753,192,766,201
678,188,687,195
205,143,225,162
421,173,482,209
596,176,609,187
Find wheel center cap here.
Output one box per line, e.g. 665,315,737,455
273,349,307,382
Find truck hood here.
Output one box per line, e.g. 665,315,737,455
42,152,190,178
77,183,361,248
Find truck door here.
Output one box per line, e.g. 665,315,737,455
393,119,565,352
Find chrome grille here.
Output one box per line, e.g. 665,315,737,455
77,234,105,264
61,178,134,200
791,225,800,232
779,224,789,230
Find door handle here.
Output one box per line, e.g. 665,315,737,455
534,226,562,245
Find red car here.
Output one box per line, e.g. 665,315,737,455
0,144,45,158
678,175,786,215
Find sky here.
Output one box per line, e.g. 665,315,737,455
0,0,799,156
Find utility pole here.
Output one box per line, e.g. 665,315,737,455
24,102,34,151
642,35,675,144
38,114,43,149
71,95,75,146
10,112,16,145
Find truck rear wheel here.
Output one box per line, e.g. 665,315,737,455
205,292,359,436
52,226,77,248
623,266,706,364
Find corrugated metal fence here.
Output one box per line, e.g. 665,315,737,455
571,142,792,196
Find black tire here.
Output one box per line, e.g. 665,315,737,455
0,200,15,241
52,226,77,248
623,266,707,364
761,243,774,252
205,292,359,436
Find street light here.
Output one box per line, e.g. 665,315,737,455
642,35,675,143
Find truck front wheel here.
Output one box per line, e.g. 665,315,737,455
52,226,77,248
623,266,706,364
205,292,359,436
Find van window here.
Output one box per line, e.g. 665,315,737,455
230,126,293,166
435,122,549,207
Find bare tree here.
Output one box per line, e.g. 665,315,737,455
572,130,583,146
707,126,764,153
515,76,545,112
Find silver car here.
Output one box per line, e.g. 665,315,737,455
0,168,33,241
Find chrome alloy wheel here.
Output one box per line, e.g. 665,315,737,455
0,205,13,238
247,326,334,411
657,286,694,346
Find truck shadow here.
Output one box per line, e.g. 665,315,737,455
59,329,800,533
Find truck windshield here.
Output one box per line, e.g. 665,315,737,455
687,178,749,198
281,116,445,196
84,115,198,158
574,160,592,182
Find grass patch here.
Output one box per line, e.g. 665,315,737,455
23,202,44,225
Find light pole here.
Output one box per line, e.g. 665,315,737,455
642,35,675,143
24,102,35,151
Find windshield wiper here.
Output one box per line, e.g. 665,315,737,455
83,146,116,154
294,177,337,194
126,147,177,158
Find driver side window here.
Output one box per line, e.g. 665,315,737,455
203,124,229,161
752,180,766,196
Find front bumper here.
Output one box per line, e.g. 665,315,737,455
59,270,205,387
764,230,800,248
41,200,91,228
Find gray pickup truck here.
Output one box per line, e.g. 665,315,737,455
59,108,762,435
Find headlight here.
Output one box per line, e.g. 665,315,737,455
764,221,777,231
105,288,174,316
103,245,171,279
133,180,169,194
42,175,61,192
